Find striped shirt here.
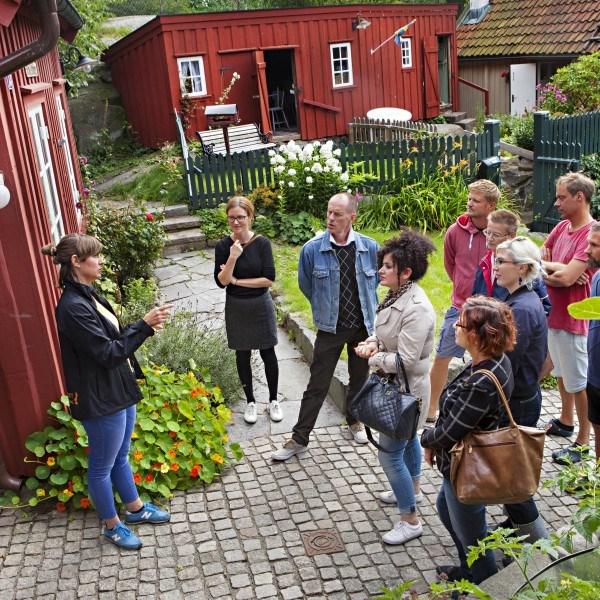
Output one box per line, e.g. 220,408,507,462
421,354,514,478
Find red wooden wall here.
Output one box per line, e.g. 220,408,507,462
105,4,459,147
0,9,82,474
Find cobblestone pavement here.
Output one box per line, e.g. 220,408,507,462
0,249,588,599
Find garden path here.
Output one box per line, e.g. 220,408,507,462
0,248,586,600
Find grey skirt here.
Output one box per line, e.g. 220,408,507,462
225,292,278,350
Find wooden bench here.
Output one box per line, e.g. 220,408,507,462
196,123,276,156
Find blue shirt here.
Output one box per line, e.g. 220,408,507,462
588,271,600,388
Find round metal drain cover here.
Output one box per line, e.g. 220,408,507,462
301,529,344,556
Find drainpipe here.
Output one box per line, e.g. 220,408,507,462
0,453,21,492
0,0,60,78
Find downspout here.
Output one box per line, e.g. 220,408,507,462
0,0,60,78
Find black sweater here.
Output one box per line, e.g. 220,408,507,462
214,235,276,298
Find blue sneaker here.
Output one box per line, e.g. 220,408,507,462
124,502,171,525
103,523,142,550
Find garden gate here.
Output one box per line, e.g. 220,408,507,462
532,110,600,232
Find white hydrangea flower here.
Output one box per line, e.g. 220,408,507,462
308,195,314,200
333,148,342,157
340,172,349,182
304,167,310,172
323,166,330,172
313,140,321,147
324,140,334,149
268,150,276,157
325,157,338,168
270,157,277,165
274,165,285,174
347,188,352,194
311,163,323,173
287,168,296,176
288,181,295,188
306,176,313,184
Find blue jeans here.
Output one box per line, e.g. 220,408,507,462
437,478,498,584
81,406,139,521
378,433,421,513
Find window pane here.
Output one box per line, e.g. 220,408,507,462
180,61,190,77
332,47,340,59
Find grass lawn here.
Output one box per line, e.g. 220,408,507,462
273,229,452,335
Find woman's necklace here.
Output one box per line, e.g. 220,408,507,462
233,231,254,245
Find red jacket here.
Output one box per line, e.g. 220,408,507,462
444,214,487,308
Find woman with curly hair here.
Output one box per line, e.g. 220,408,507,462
355,228,436,545
421,296,515,584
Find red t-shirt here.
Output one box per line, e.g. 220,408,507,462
544,219,597,335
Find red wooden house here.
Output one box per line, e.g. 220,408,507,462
104,3,459,148
0,0,83,480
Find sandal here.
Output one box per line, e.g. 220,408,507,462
545,418,574,438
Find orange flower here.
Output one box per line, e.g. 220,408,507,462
190,388,199,398
152,462,162,470
133,450,143,461
170,463,179,472
145,473,154,482
67,480,73,493
80,497,90,509
190,464,201,478
56,502,66,512
133,473,142,484
163,402,170,408
46,456,56,467
167,449,177,459
168,431,177,439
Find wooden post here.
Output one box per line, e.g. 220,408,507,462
532,111,550,232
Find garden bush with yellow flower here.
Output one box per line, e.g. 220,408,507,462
0,365,243,512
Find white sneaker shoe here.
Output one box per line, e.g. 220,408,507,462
349,422,368,444
244,402,258,424
382,520,423,545
379,490,424,504
268,400,283,422
271,439,307,461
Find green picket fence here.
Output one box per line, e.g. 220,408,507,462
179,117,500,210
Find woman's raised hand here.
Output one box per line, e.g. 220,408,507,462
143,303,173,330
229,240,244,259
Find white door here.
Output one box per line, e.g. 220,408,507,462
510,63,536,116
55,94,80,214
28,104,65,244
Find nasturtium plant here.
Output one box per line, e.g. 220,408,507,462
0,365,243,512
568,297,600,320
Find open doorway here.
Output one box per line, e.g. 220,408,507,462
437,36,451,108
264,49,299,135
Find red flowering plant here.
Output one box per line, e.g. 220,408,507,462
0,364,243,511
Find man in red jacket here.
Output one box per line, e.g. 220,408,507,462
427,179,500,421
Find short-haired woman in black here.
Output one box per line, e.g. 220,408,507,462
42,234,172,551
214,196,281,425
421,296,515,584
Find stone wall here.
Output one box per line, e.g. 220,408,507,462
501,155,534,224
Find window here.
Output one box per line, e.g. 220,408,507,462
177,56,207,97
330,43,353,88
28,104,64,244
55,94,80,214
400,38,412,68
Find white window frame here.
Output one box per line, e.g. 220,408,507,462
177,56,207,97
330,42,353,88
28,104,65,244
400,37,413,69
55,94,80,215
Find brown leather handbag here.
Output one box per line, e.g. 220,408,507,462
449,369,545,505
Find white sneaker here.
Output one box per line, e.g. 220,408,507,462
379,490,424,504
382,520,423,545
349,422,368,444
244,402,258,424
271,439,307,461
268,400,283,422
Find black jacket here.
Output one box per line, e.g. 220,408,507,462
55,280,154,420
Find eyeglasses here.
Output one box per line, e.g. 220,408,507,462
483,229,508,240
493,257,517,266
227,215,248,223
454,322,467,329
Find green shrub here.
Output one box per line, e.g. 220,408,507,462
120,277,158,323
253,214,277,238
196,205,229,241
142,311,241,403
510,114,534,150
0,369,242,511
581,153,600,219
272,211,318,245
87,203,165,285
249,185,281,215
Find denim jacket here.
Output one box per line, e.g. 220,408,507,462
298,231,378,334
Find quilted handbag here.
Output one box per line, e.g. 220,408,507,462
449,369,545,505
349,353,422,452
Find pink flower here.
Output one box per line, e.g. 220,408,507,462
79,156,88,165
145,212,154,222
82,187,90,198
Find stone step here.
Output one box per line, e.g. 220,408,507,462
163,229,206,257
162,214,201,232
456,117,477,131
442,110,468,123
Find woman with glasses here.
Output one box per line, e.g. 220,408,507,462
492,236,549,543
214,196,282,425
421,296,515,584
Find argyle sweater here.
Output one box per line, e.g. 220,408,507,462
332,241,362,329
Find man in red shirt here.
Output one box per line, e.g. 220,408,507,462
542,172,597,464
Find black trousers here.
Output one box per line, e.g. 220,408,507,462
292,325,369,446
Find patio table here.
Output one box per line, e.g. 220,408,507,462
366,107,412,122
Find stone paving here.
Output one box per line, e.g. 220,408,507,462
0,248,589,599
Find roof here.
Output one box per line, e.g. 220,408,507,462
457,0,600,58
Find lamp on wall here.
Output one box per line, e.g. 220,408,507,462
352,16,371,31
60,46,98,75
0,172,10,210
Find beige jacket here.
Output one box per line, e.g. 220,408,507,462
367,283,436,429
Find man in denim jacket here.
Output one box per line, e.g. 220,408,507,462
273,192,379,461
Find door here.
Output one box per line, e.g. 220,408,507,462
219,52,261,125
422,37,440,118
28,104,65,244
55,93,80,218
254,49,271,136
437,36,451,106
510,63,536,116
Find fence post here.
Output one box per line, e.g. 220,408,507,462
478,119,501,182
532,111,550,232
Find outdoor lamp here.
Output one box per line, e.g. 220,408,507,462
0,172,10,209
352,16,371,30
60,47,99,74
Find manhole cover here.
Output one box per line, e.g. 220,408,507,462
301,529,344,556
